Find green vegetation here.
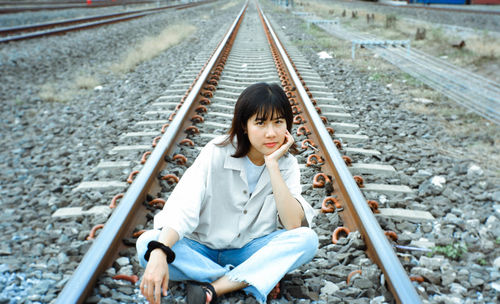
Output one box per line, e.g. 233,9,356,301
428,243,467,260
477,258,487,266
369,72,391,83
294,22,337,50
429,27,445,44
400,72,424,87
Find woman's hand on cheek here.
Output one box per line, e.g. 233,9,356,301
264,131,294,165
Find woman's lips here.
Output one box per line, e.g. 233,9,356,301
264,142,277,148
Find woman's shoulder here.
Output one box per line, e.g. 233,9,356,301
201,135,235,157
208,135,234,149
191,136,234,170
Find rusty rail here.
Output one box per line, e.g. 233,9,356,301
56,1,421,302
0,0,215,43
257,4,421,304
54,2,248,303
0,1,156,14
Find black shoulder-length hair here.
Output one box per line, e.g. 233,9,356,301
218,82,298,157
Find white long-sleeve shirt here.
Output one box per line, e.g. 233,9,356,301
154,136,317,249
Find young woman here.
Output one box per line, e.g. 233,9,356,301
136,82,318,304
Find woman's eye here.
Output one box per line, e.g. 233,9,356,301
256,121,264,126
275,119,283,124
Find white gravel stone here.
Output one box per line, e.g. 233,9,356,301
467,164,483,177
419,256,444,270
491,281,500,292
321,280,340,295
369,296,386,304
431,175,446,188
115,257,130,267
493,257,500,270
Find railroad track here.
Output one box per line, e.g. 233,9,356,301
294,11,500,125
55,1,423,303
0,0,214,43
0,0,155,14
376,2,500,16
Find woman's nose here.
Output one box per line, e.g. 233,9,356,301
265,125,277,137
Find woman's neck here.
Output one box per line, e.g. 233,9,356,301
246,150,265,166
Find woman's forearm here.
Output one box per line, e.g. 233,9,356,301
158,226,180,247
266,162,304,229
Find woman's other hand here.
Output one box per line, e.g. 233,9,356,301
264,130,294,166
140,250,169,304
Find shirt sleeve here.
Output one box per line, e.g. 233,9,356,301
282,155,317,227
153,141,214,239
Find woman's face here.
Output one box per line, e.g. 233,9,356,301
245,112,287,164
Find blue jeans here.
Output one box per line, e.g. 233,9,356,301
136,227,318,303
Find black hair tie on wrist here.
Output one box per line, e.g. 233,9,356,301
144,241,176,264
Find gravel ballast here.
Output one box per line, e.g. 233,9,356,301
0,1,242,302
267,3,499,303
1,0,499,303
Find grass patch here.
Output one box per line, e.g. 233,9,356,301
401,102,433,115
39,83,74,103
477,258,488,266
400,73,423,87
369,72,391,83
221,0,239,10
110,23,196,74
303,23,335,46
429,27,446,45
428,243,467,260
37,22,197,103
38,72,101,102
75,74,100,90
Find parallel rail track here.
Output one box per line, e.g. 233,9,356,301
0,0,156,14
56,1,421,303
296,12,500,125
0,0,214,43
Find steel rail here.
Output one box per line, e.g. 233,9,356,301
258,4,421,304
0,0,215,43
0,12,150,42
0,1,156,14
410,48,500,91
313,21,500,124
54,2,248,303
0,0,153,4
324,22,498,94
380,48,500,124
346,27,499,95
0,3,190,36
345,28,500,102
370,45,500,123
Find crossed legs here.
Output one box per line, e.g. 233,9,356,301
137,227,318,303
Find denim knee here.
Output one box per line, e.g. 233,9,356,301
291,227,319,260
136,229,161,268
